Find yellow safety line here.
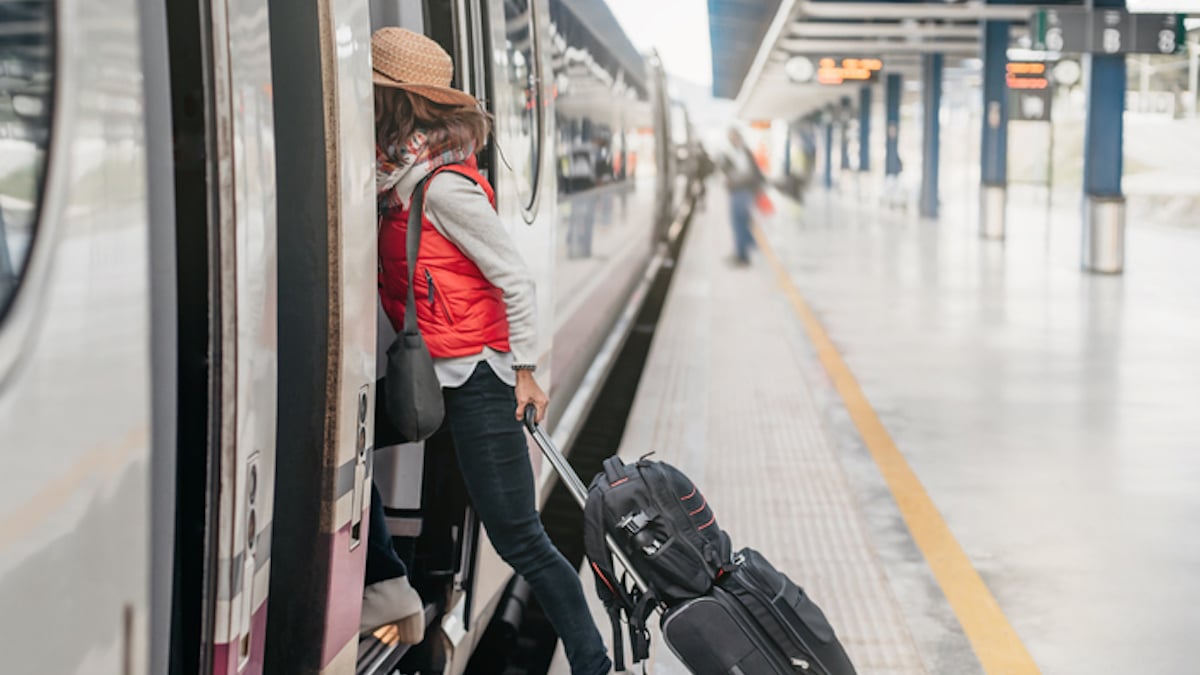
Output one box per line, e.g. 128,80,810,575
753,224,1041,675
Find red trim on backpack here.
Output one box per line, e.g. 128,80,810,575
688,498,707,516
591,562,617,595
680,485,697,500
610,477,630,487
697,514,717,531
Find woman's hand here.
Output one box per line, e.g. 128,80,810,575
515,370,549,424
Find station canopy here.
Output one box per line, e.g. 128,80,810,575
708,0,1082,120
559,0,649,93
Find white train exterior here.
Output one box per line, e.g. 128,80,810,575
0,1,694,674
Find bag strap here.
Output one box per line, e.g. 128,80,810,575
402,174,434,336
584,488,657,671
602,455,626,485
584,492,627,668
607,605,625,672
628,592,655,665
583,490,623,607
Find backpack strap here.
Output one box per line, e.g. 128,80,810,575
602,455,626,486
606,604,625,672
584,489,624,608
627,592,656,665
584,485,651,671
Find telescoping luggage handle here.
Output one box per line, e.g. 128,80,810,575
523,406,650,594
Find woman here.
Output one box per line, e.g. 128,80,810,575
366,27,612,675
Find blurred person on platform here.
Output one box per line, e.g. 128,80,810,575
720,128,765,266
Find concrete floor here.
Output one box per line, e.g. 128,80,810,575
551,186,1200,674
551,194,972,675
762,187,1200,674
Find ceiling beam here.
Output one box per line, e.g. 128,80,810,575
789,22,982,40
796,0,1033,21
778,38,981,56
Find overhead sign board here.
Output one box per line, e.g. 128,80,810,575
816,58,883,84
1038,9,1089,53
1006,61,1050,90
785,57,885,85
1034,8,1185,54
1006,62,1052,122
1010,90,1053,122
1131,12,1184,54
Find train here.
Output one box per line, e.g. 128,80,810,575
0,0,697,674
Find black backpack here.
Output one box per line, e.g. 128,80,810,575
583,455,734,669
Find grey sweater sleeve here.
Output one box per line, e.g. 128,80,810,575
424,172,538,366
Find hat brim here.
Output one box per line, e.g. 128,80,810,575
372,71,478,108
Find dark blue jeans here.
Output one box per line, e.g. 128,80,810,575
729,188,754,261
446,363,610,675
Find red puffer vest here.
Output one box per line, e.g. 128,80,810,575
378,163,511,358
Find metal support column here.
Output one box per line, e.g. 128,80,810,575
980,20,1010,239
840,96,852,170
885,73,901,176
0,212,12,282
920,53,943,219
783,122,793,178
824,112,835,189
1082,0,1127,273
1188,39,1198,117
859,85,872,172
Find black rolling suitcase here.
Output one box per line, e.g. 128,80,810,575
522,410,856,675
660,548,856,674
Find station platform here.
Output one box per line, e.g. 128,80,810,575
550,185,1200,674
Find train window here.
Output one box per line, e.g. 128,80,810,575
0,0,53,318
500,0,541,210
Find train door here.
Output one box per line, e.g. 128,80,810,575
362,4,497,673
0,1,159,673
261,0,377,673
165,0,279,672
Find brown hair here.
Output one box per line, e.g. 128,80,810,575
374,87,490,156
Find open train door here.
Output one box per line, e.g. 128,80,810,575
165,0,280,672
261,0,378,673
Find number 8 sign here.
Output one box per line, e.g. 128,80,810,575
1157,29,1176,54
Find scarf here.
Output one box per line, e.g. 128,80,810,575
376,130,475,212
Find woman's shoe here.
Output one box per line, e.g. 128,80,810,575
360,575,425,644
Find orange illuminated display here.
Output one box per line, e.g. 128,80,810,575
816,57,883,85
1006,61,1050,90
1007,78,1049,89
1006,63,1046,75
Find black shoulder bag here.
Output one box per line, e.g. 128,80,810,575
382,175,445,442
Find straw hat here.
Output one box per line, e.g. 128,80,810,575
371,27,477,108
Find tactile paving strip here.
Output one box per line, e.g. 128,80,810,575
614,206,928,675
